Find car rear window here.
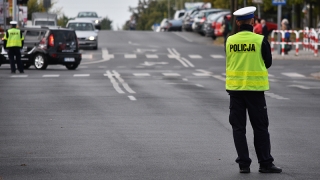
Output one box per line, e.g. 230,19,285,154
51,30,77,52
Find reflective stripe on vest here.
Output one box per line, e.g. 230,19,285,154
225,31,269,91
4,28,24,47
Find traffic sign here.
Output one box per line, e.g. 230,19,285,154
272,0,286,5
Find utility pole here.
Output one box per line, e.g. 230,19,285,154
12,0,17,21
3,0,6,30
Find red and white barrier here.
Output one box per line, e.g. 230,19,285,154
271,28,318,57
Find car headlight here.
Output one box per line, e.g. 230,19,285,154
88,36,96,40
94,20,99,24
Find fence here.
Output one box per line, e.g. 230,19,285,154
270,28,319,56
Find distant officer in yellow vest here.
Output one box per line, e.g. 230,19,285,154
225,7,282,174
3,21,25,73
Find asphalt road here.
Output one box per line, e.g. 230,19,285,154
1,30,320,180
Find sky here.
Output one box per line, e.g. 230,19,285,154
54,0,139,29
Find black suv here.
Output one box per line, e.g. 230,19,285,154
0,27,82,70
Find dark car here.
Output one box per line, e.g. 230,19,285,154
203,11,230,38
193,9,226,35
182,9,200,31
159,18,183,32
0,27,82,70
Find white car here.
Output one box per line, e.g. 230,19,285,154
66,19,99,50
75,11,102,30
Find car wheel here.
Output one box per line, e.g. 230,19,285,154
65,63,79,70
212,35,217,40
93,45,98,50
34,54,48,70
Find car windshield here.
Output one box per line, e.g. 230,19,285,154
208,12,229,21
67,23,94,31
77,12,98,18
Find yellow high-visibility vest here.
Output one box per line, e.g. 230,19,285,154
3,28,24,48
225,31,269,91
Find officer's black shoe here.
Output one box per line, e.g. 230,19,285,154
19,71,24,73
259,164,282,173
11,71,16,74
239,165,250,173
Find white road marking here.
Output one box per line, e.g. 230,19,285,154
193,73,212,76
196,84,204,87
124,54,137,59
211,55,225,58
73,74,90,77
268,74,275,77
102,48,114,61
212,75,226,81
282,72,305,78
182,78,188,81
189,55,202,59
128,96,137,101
265,92,289,100
43,75,60,77
146,54,159,58
133,73,151,76
11,75,28,78
104,71,125,94
112,70,136,94
167,48,194,67
173,32,193,42
288,85,310,89
288,85,320,89
98,66,107,68
162,73,181,76
82,54,93,59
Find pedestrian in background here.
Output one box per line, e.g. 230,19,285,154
3,21,25,74
225,6,282,174
281,18,291,54
253,18,262,34
222,15,231,47
261,19,268,40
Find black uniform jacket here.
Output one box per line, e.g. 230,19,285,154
226,24,272,93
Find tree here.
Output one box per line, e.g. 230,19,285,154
57,14,69,27
100,16,113,30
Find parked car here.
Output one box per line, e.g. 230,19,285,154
159,18,183,32
0,27,82,70
193,9,226,35
75,11,102,30
183,9,199,31
203,11,230,38
66,19,99,50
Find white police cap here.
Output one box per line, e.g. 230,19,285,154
10,21,18,25
233,6,256,20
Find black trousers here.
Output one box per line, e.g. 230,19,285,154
8,47,23,73
228,91,274,167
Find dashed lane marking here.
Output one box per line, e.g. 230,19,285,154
11,75,28,78
146,54,159,58
43,75,60,77
128,96,137,101
162,73,181,76
133,73,151,76
124,54,137,59
189,55,202,59
73,74,90,77
211,55,225,59
282,72,306,78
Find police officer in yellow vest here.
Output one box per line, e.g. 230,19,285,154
3,21,25,73
226,7,282,174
